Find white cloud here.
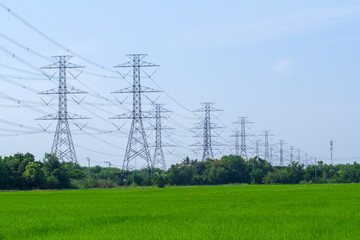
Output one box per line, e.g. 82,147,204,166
270,59,295,75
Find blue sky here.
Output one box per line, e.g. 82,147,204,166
0,0,359,168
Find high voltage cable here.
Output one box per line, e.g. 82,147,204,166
0,63,44,76
0,130,43,137
0,44,47,76
75,144,122,157
44,0,121,51
73,78,130,111
147,74,196,115
0,1,117,74
0,32,52,61
0,74,39,93
0,74,48,81
0,118,41,131
0,90,48,115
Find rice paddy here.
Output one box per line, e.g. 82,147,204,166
0,184,359,239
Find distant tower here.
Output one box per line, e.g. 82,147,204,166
111,54,159,170
38,55,88,162
264,130,270,161
297,149,301,163
270,146,273,164
290,146,294,164
192,102,222,161
231,117,250,160
279,140,284,166
152,104,172,170
304,153,308,166
255,140,259,157
240,117,249,160
231,129,240,156
330,140,333,165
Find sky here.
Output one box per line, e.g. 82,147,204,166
0,0,359,168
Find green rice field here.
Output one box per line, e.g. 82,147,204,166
0,184,359,239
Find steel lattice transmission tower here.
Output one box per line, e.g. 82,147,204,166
152,103,173,170
231,117,251,160
290,146,294,164
37,55,88,162
231,130,240,156
264,130,270,161
297,149,301,163
240,117,248,159
255,140,260,157
279,140,284,166
192,102,222,161
111,54,159,170
330,140,333,165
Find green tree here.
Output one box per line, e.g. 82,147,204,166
23,162,46,189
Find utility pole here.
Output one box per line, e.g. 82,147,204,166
37,55,88,163
192,102,222,161
111,54,159,170
330,140,333,165
152,103,173,170
86,157,91,179
104,161,112,180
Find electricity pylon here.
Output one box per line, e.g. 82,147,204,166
37,55,88,163
330,140,333,165
192,102,222,161
290,146,294,164
297,149,301,163
231,129,240,156
151,103,173,170
279,140,284,166
111,54,159,170
231,117,252,160
255,140,260,157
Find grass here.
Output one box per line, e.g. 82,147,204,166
0,184,359,239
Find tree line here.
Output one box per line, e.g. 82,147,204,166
0,153,359,190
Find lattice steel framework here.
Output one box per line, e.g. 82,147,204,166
289,146,294,164
240,117,248,159
255,140,259,157
152,103,173,170
111,54,159,170
37,55,88,162
279,140,284,166
264,130,269,161
330,140,333,165
231,130,240,156
231,117,251,160
192,102,222,161
297,149,301,163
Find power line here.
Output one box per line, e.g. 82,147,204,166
0,1,117,74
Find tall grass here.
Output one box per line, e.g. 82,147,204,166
0,184,359,239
